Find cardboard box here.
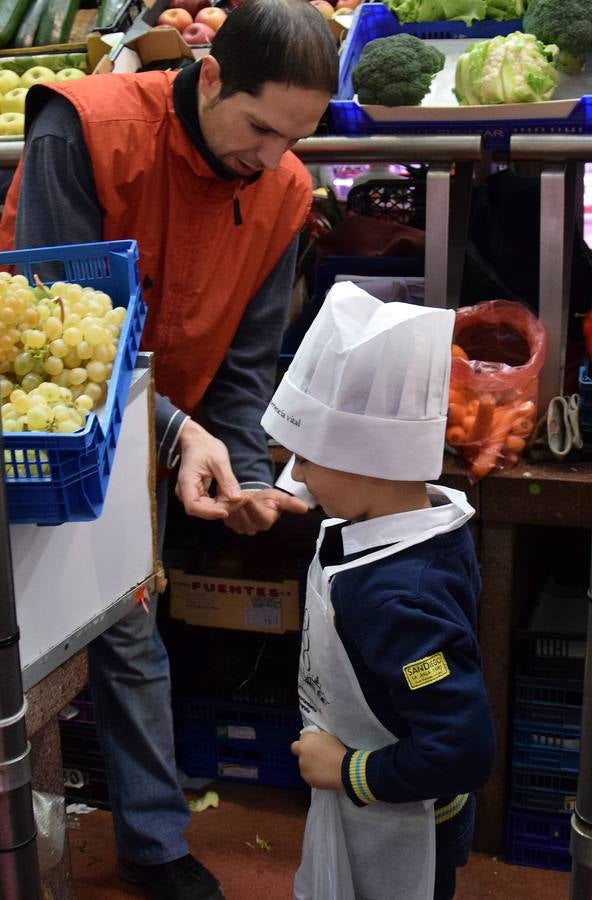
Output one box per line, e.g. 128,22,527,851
93,25,206,75
169,569,301,634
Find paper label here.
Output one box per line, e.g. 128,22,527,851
226,725,257,741
245,600,282,631
218,763,258,780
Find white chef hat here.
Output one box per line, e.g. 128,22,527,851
261,281,455,481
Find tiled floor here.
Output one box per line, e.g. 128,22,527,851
68,782,570,900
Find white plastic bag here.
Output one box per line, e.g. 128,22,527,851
293,788,356,900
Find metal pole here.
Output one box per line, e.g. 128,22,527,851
570,540,592,899
537,161,576,412
0,419,41,900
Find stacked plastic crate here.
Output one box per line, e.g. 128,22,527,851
506,579,587,870
59,690,110,810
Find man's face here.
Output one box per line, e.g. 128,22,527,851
198,58,330,176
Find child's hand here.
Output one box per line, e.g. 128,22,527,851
290,730,347,791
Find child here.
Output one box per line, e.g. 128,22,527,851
261,283,495,900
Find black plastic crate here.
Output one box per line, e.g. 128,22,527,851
282,255,423,357
505,808,572,872
515,630,586,681
60,720,110,810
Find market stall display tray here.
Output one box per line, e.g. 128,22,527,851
0,239,147,526
328,3,592,149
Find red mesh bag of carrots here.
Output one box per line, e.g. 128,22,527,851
446,300,546,481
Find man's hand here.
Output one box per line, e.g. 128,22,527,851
224,488,309,535
290,730,347,791
175,420,246,519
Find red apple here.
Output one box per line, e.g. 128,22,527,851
310,0,334,16
195,6,228,30
182,21,216,44
157,7,194,31
169,0,207,15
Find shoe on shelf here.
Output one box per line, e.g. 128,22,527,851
118,853,224,900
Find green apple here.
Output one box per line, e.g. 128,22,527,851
1,88,28,115
0,112,24,136
55,68,86,82
19,66,56,89
0,70,20,96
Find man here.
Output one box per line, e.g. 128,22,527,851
0,2,338,897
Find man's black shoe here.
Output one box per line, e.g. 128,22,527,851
118,854,224,900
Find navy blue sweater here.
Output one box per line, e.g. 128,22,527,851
318,522,495,808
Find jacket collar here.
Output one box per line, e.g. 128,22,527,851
173,61,262,186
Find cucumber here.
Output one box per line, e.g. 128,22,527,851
35,0,80,46
13,0,50,48
96,0,129,29
0,0,29,49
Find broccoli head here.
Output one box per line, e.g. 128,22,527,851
352,33,446,106
523,0,592,73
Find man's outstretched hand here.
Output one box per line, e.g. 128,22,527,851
224,488,309,535
175,420,247,519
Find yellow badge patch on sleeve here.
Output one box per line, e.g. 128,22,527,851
403,652,450,690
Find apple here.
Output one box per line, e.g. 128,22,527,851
169,0,208,15
335,0,361,9
19,66,56,89
55,68,86,82
157,7,194,31
182,22,216,44
0,70,20,96
1,88,28,115
310,0,334,16
0,112,24,136
195,7,227,30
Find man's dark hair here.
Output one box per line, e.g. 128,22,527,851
210,0,339,99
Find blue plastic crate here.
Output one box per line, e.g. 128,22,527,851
512,721,580,774
505,809,572,872
0,240,147,525
578,363,592,428
514,678,583,730
173,697,303,787
511,766,578,815
327,3,592,150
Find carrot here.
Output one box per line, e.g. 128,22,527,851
466,394,496,444
449,387,471,407
446,426,467,447
470,456,498,480
447,403,466,426
451,343,469,360
504,434,526,453
469,398,534,479
462,414,476,433
510,417,535,438
467,399,479,415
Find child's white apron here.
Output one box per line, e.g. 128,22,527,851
294,485,474,900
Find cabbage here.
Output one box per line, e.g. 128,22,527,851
386,0,487,26
386,0,528,23
454,31,560,104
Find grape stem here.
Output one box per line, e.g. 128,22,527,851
32,274,65,322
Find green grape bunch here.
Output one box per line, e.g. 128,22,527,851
0,271,127,434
